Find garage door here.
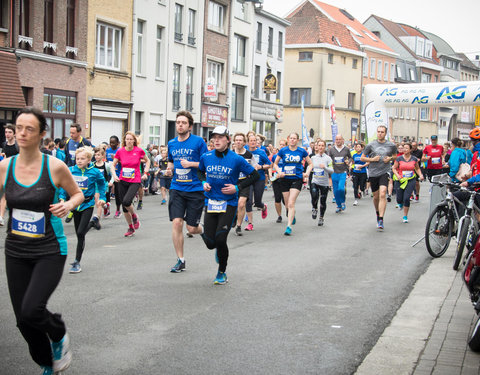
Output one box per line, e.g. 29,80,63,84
91,118,124,147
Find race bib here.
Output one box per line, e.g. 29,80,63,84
313,168,325,177
354,164,362,171
239,172,246,179
122,168,135,179
73,175,89,190
11,209,46,238
207,199,227,213
432,157,441,164
402,170,414,178
176,168,192,182
334,157,344,164
253,155,260,164
284,165,296,176
69,150,76,158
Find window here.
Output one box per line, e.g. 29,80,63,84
396,65,402,79
348,93,355,109
188,9,196,45
173,64,181,111
19,0,30,37
290,88,311,106
231,85,245,121
135,111,143,135
370,58,375,78
265,68,272,101
44,0,54,54
363,57,368,77
268,27,273,55
0,0,8,28
341,56,346,64
66,0,75,48
421,72,431,83
390,64,395,82
43,89,77,139
256,22,262,52
207,60,223,90
416,38,424,56
175,4,183,42
420,107,429,121
234,0,247,21
136,20,145,75
233,34,246,74
208,1,225,33
186,67,194,112
328,53,334,64
278,32,283,59
327,89,335,105
155,26,163,79
409,68,415,81
254,65,260,98
96,22,123,70
425,40,433,59
299,51,312,61
276,71,282,101
377,60,382,80
352,58,358,69
149,114,162,146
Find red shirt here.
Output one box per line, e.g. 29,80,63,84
423,145,443,170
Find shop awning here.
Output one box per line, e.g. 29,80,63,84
0,51,26,109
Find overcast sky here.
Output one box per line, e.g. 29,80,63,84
262,0,480,60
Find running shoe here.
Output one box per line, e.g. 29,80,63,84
214,271,228,285
124,226,135,237
114,210,121,219
387,195,392,202
377,219,384,230
415,195,419,202
410,195,414,201
103,202,110,217
69,261,81,274
51,333,72,373
235,226,242,236
332,197,336,203
403,216,408,223
353,200,358,206
261,204,268,219
171,259,186,273
91,216,101,230
318,217,324,226
276,216,282,223
312,208,318,219
65,211,73,223
0,216,4,226
284,226,292,236
132,214,140,230
137,201,143,210
186,232,193,238
41,366,53,375
335,207,341,213
245,223,253,231
161,199,166,205
292,216,296,225
341,203,346,211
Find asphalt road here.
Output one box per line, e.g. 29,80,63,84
0,182,432,374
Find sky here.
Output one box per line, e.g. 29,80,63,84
262,0,480,60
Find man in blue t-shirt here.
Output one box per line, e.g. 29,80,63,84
65,123,92,166
165,111,208,273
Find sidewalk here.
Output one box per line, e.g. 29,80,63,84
355,245,480,375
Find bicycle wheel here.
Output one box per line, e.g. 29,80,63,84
454,216,472,270
425,206,452,258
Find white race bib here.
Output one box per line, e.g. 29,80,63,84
334,157,344,164
73,175,89,190
402,170,414,178
354,164,362,171
122,168,135,179
284,165,296,176
207,199,227,213
432,157,441,164
176,168,191,182
313,168,325,177
11,209,46,238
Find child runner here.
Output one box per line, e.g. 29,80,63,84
92,146,114,227
310,139,333,226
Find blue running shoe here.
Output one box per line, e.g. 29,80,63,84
341,203,346,211
170,259,186,273
69,260,81,274
214,271,228,285
335,207,341,213
292,217,296,225
284,226,292,236
41,366,53,375
51,333,72,373
377,219,384,230
403,216,408,223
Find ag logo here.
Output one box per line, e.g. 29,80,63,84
412,96,429,104
474,93,480,102
375,111,381,117
380,88,398,97
436,85,467,100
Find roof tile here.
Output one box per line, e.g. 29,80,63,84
0,51,25,109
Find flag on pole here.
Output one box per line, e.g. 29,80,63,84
329,95,338,141
301,95,309,147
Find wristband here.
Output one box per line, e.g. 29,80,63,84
235,185,239,192
202,181,207,186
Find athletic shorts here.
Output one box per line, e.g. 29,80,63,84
238,183,250,198
426,168,444,182
369,173,389,193
160,177,171,189
168,189,204,227
280,178,303,193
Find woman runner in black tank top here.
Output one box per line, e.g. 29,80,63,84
0,107,83,375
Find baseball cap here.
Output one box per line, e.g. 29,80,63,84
209,126,229,139
431,135,438,140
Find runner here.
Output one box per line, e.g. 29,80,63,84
0,124,19,226
106,135,122,219
310,139,333,226
60,147,107,273
271,138,287,223
327,134,352,213
165,111,208,273
111,131,150,237
423,135,444,182
92,146,114,226
361,125,397,230
1,107,84,375
392,143,424,223
274,132,313,235
351,142,368,206
156,148,171,204
232,133,255,236
198,126,259,284
411,141,423,201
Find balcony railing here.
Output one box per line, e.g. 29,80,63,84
18,35,33,47
186,93,193,112
188,36,196,46
43,41,57,52
174,32,183,42
66,46,78,56
173,91,181,110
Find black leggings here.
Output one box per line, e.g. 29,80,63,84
272,179,284,204
310,183,329,217
117,180,141,212
395,179,416,207
201,205,237,273
246,179,266,212
73,206,93,262
113,182,121,209
352,173,367,199
6,253,67,368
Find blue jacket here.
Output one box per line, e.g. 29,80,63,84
449,148,468,182
65,137,92,166
60,163,106,211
